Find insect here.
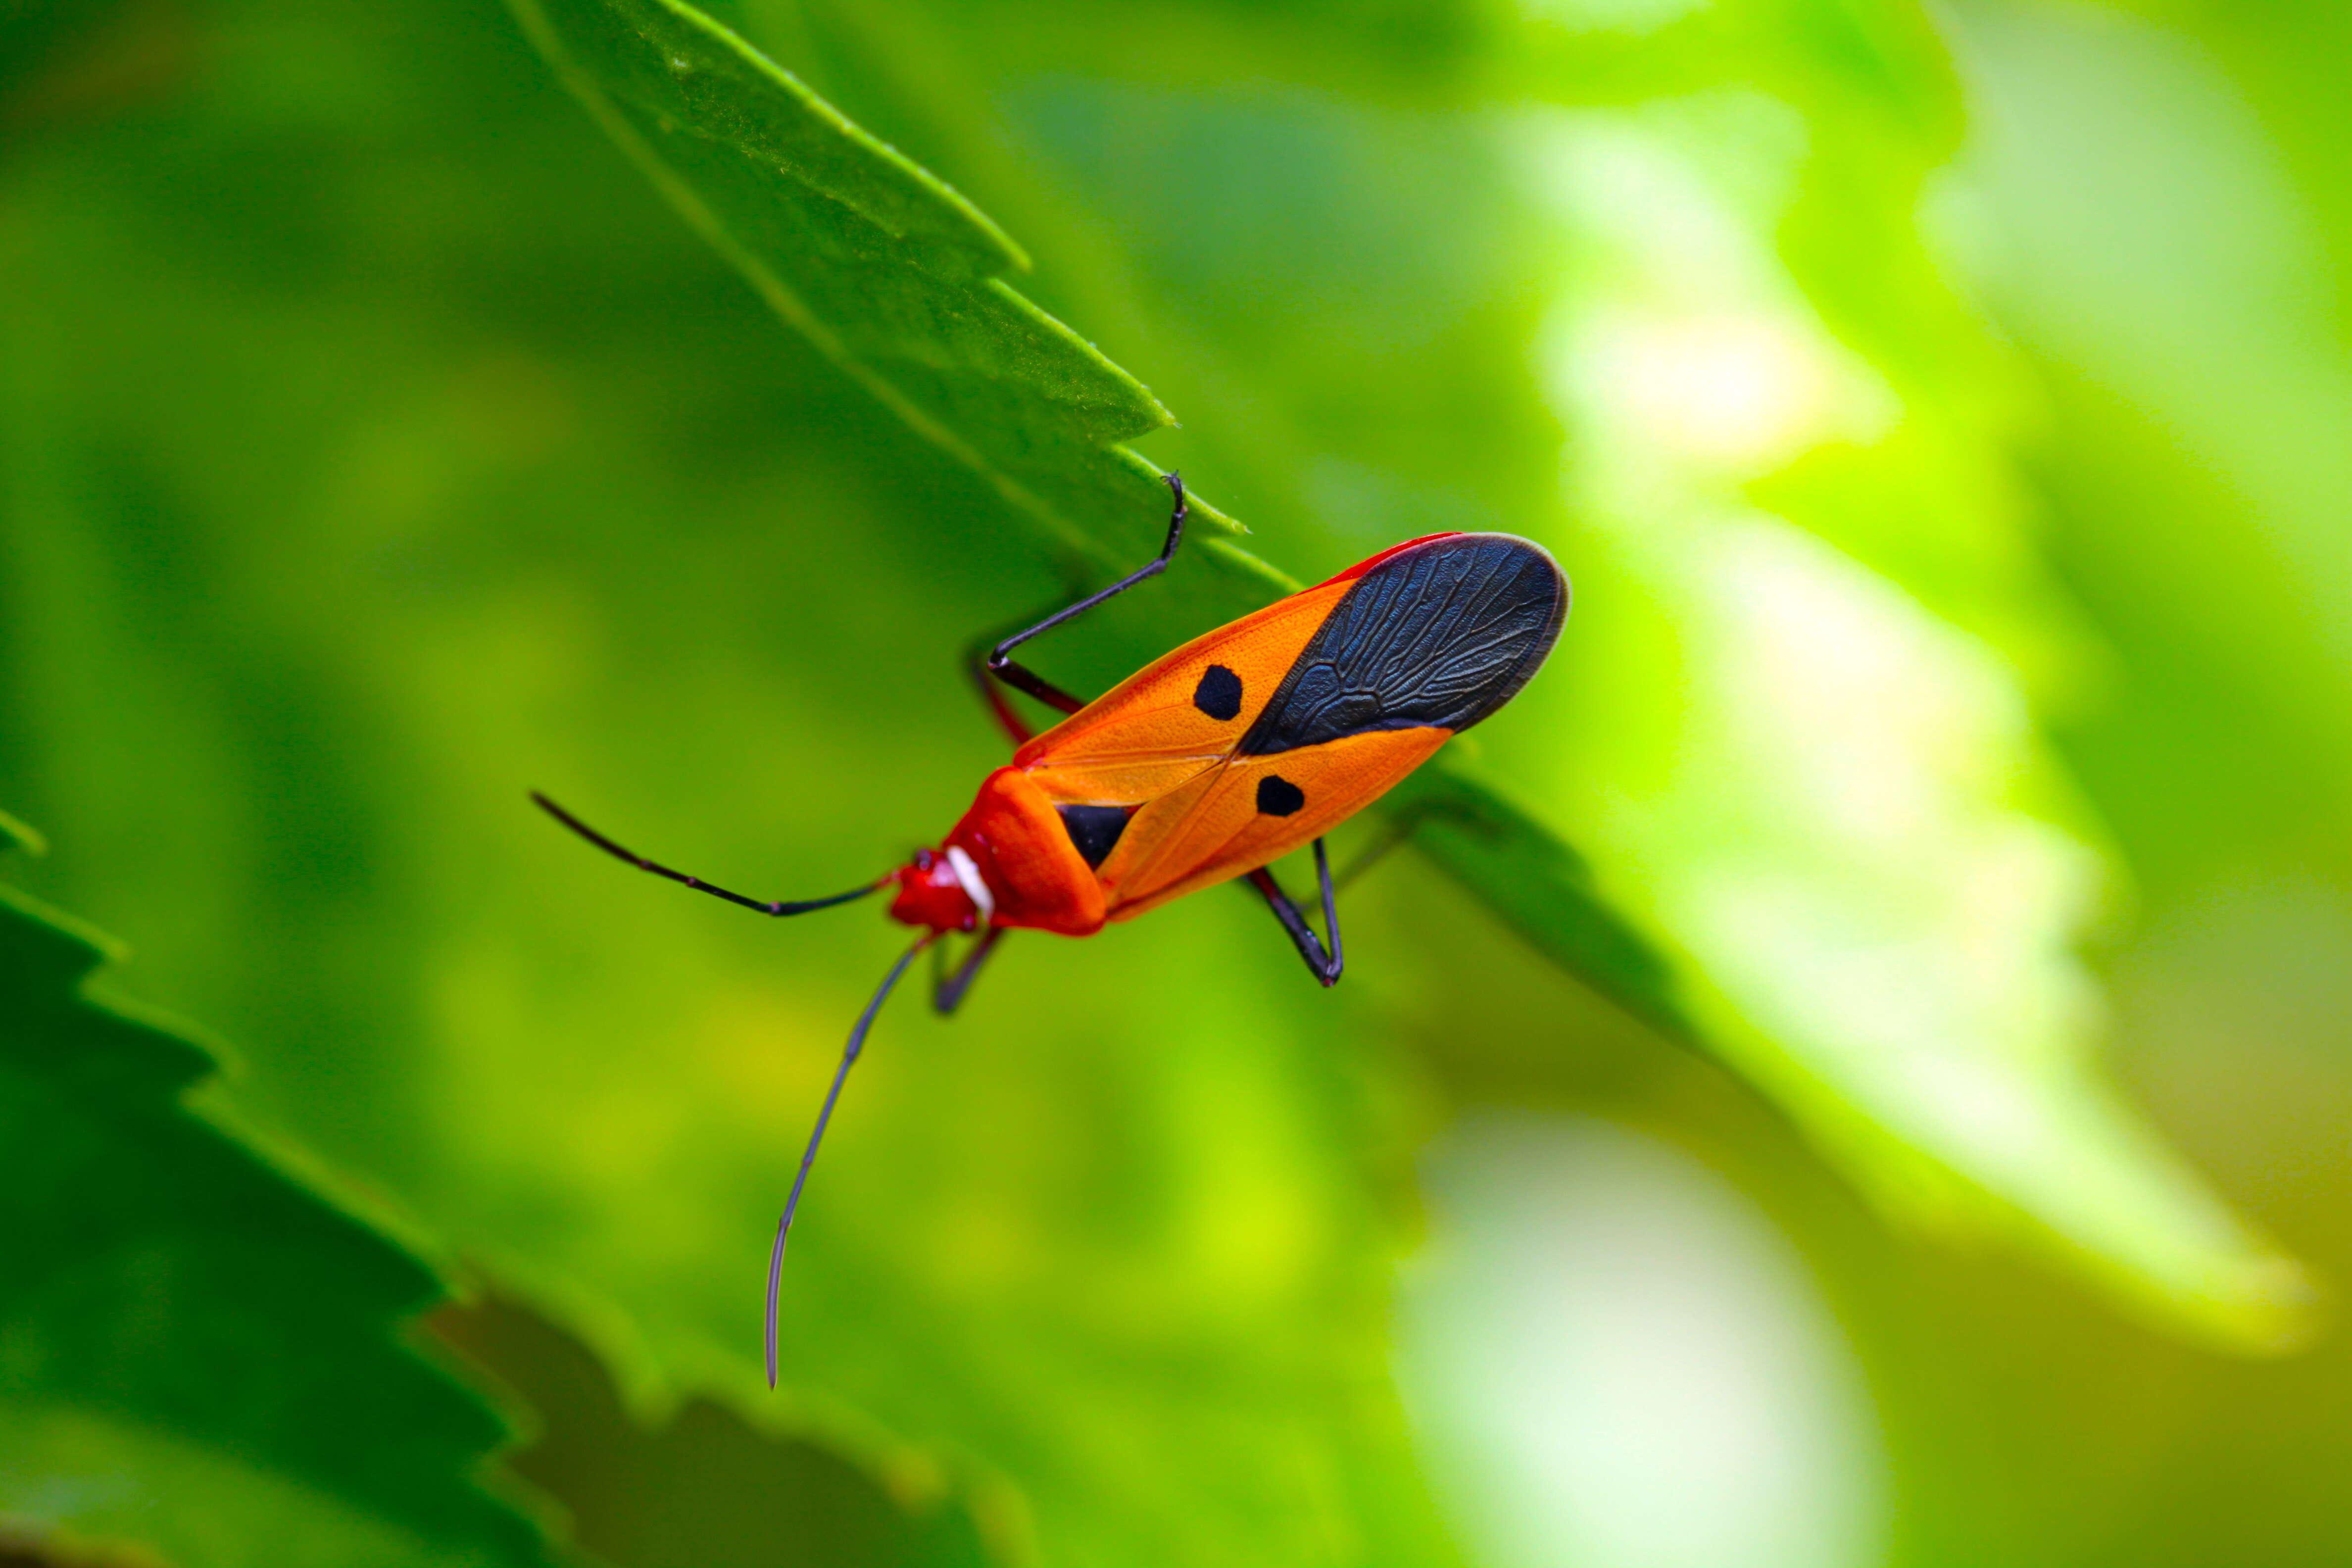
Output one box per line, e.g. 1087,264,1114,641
534,474,1568,1384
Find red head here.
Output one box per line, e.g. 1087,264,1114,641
879,770,1107,940
886,846,982,934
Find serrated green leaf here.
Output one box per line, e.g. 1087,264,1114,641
0,832,549,1568
506,0,1695,1089
506,0,1239,580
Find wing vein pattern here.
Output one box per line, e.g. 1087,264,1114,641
1237,534,1567,757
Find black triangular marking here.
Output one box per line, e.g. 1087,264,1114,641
1055,803,1134,868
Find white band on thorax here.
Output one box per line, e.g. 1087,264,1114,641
944,845,996,926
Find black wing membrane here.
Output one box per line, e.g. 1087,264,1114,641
1239,534,1568,756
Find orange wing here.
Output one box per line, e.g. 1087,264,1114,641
1010,533,1568,923
1095,728,1449,919
1011,577,1354,803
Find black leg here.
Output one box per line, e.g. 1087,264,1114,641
932,925,1006,1015
965,630,1080,745
984,472,1188,718
1245,837,1344,987
533,793,889,917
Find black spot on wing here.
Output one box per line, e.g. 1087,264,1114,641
1239,535,1568,756
1256,775,1306,817
1193,663,1243,721
1055,803,1132,869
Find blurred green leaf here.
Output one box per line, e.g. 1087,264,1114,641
1506,16,2309,1348
432,1291,988,1568
0,809,47,857
0,820,548,1568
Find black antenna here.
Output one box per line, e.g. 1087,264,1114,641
532,792,889,916
767,933,934,1387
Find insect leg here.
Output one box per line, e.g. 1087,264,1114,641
964,627,1080,744
985,472,1188,715
768,933,932,1388
931,924,1007,1015
1245,837,1345,987
533,793,889,916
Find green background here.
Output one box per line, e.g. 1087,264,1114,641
4,0,2351,1564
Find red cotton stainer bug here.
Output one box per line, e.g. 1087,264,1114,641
533,474,1568,1385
